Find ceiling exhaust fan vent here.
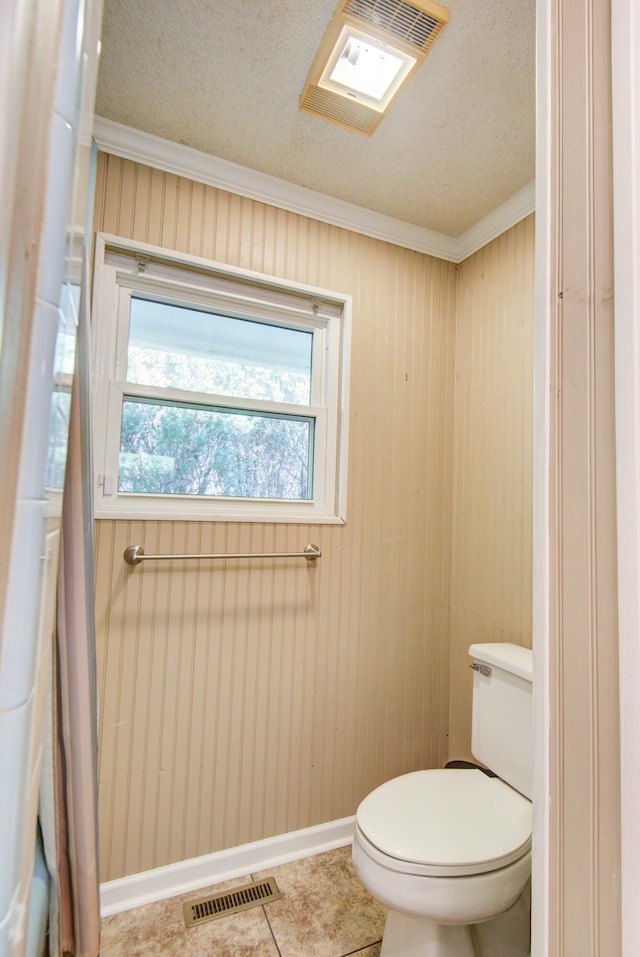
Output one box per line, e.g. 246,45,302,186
300,85,384,136
344,0,447,53
299,0,448,136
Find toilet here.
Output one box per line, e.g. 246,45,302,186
352,642,533,957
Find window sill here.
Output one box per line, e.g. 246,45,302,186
93,495,347,525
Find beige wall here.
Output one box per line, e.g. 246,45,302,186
93,153,461,881
448,215,535,760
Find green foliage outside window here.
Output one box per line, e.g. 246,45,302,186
119,339,313,500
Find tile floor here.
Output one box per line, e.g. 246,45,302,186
100,845,386,956
100,844,532,957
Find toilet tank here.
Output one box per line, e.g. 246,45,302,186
469,642,533,799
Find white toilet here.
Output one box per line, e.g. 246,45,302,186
352,642,533,957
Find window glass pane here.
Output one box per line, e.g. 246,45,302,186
45,281,78,491
127,298,312,404
118,397,313,500
45,391,71,491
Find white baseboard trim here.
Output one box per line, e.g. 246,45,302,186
92,117,533,264
100,816,356,917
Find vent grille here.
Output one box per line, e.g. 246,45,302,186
183,877,281,927
299,0,447,134
300,86,382,136
345,0,446,52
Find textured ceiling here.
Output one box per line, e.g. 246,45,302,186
95,0,535,238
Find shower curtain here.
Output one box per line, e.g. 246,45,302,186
50,262,100,956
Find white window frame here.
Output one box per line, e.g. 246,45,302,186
91,234,351,523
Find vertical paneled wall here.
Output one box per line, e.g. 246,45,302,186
541,0,621,952
448,215,535,760
92,153,458,881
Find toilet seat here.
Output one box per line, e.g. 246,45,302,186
355,768,532,878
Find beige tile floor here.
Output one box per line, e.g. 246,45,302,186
100,845,387,956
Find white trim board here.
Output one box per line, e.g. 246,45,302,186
612,1,640,953
100,816,355,917
92,117,534,264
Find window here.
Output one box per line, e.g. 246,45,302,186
92,236,350,522
46,279,79,494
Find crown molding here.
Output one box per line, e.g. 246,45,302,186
92,117,534,263
455,180,536,261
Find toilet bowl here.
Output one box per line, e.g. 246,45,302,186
352,769,531,956
352,643,533,957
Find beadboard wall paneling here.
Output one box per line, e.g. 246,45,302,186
448,215,535,761
93,153,457,881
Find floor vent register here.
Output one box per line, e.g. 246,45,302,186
183,877,281,927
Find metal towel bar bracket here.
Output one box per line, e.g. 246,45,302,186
123,543,322,566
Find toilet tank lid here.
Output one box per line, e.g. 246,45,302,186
468,642,532,682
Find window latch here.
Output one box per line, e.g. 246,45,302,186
99,473,115,496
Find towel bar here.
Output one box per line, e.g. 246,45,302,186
123,543,321,565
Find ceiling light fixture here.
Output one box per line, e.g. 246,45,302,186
300,0,449,136
320,26,417,109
